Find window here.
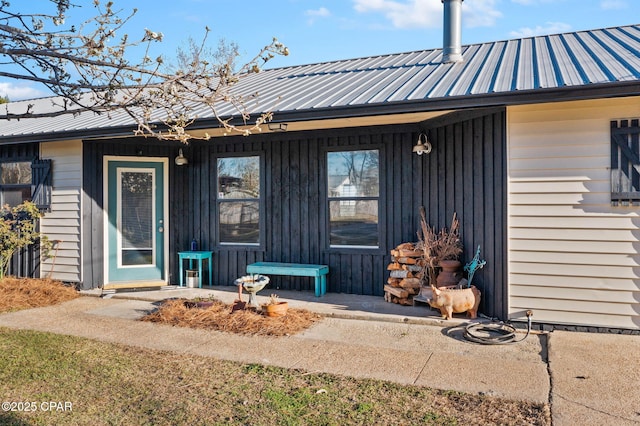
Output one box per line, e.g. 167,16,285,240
0,161,31,206
217,156,261,245
327,149,379,248
120,170,153,266
611,119,640,206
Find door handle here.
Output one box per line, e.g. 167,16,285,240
158,227,164,233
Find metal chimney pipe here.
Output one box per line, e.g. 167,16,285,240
442,0,463,63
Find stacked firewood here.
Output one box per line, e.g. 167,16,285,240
384,242,424,305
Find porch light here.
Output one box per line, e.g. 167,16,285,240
413,133,432,156
175,148,189,166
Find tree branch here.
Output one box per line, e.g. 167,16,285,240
0,1,289,142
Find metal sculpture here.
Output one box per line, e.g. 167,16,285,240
463,245,486,287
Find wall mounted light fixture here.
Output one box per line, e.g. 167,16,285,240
413,133,432,156
175,148,189,166
267,122,288,132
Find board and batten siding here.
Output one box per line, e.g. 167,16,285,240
184,113,507,318
40,140,82,283
80,112,506,318
508,96,640,330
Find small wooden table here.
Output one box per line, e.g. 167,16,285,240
246,262,329,297
178,251,213,288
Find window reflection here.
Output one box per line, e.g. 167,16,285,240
327,151,379,197
0,162,32,206
1,162,31,185
217,156,261,245
327,150,379,248
329,200,379,247
219,202,260,244
217,157,260,199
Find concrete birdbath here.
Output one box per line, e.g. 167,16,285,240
234,275,270,308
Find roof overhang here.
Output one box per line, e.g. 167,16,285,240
1,81,639,145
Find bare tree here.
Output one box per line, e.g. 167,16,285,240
0,0,288,142
338,150,378,195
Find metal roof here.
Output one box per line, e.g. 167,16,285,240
2,24,640,142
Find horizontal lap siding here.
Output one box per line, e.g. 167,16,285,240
40,140,82,283
508,97,640,330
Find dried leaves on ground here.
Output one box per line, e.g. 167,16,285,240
0,277,79,313
141,299,321,336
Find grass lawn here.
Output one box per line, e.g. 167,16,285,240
0,327,550,426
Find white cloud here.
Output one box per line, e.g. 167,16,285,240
0,82,47,101
353,0,441,29
463,0,502,28
352,0,500,29
305,7,331,25
510,0,556,4
600,0,628,10
305,7,331,18
509,21,572,38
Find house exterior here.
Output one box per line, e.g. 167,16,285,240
1,22,639,330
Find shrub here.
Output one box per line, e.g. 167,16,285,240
0,201,48,279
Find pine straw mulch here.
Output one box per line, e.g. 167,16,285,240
0,277,79,313
141,298,322,337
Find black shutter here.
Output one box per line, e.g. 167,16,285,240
611,119,640,206
31,159,52,211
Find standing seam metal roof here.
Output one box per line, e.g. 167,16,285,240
2,24,640,140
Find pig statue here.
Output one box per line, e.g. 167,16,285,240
428,285,481,320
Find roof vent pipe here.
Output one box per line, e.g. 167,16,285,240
442,0,463,63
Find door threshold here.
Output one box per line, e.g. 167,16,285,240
103,281,167,291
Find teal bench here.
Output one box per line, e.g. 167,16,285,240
246,262,329,297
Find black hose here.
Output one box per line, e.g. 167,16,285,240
464,310,533,345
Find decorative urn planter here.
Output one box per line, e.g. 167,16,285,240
436,260,462,288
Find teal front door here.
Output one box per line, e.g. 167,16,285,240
105,158,167,283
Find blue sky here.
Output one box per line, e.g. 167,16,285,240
1,0,635,100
